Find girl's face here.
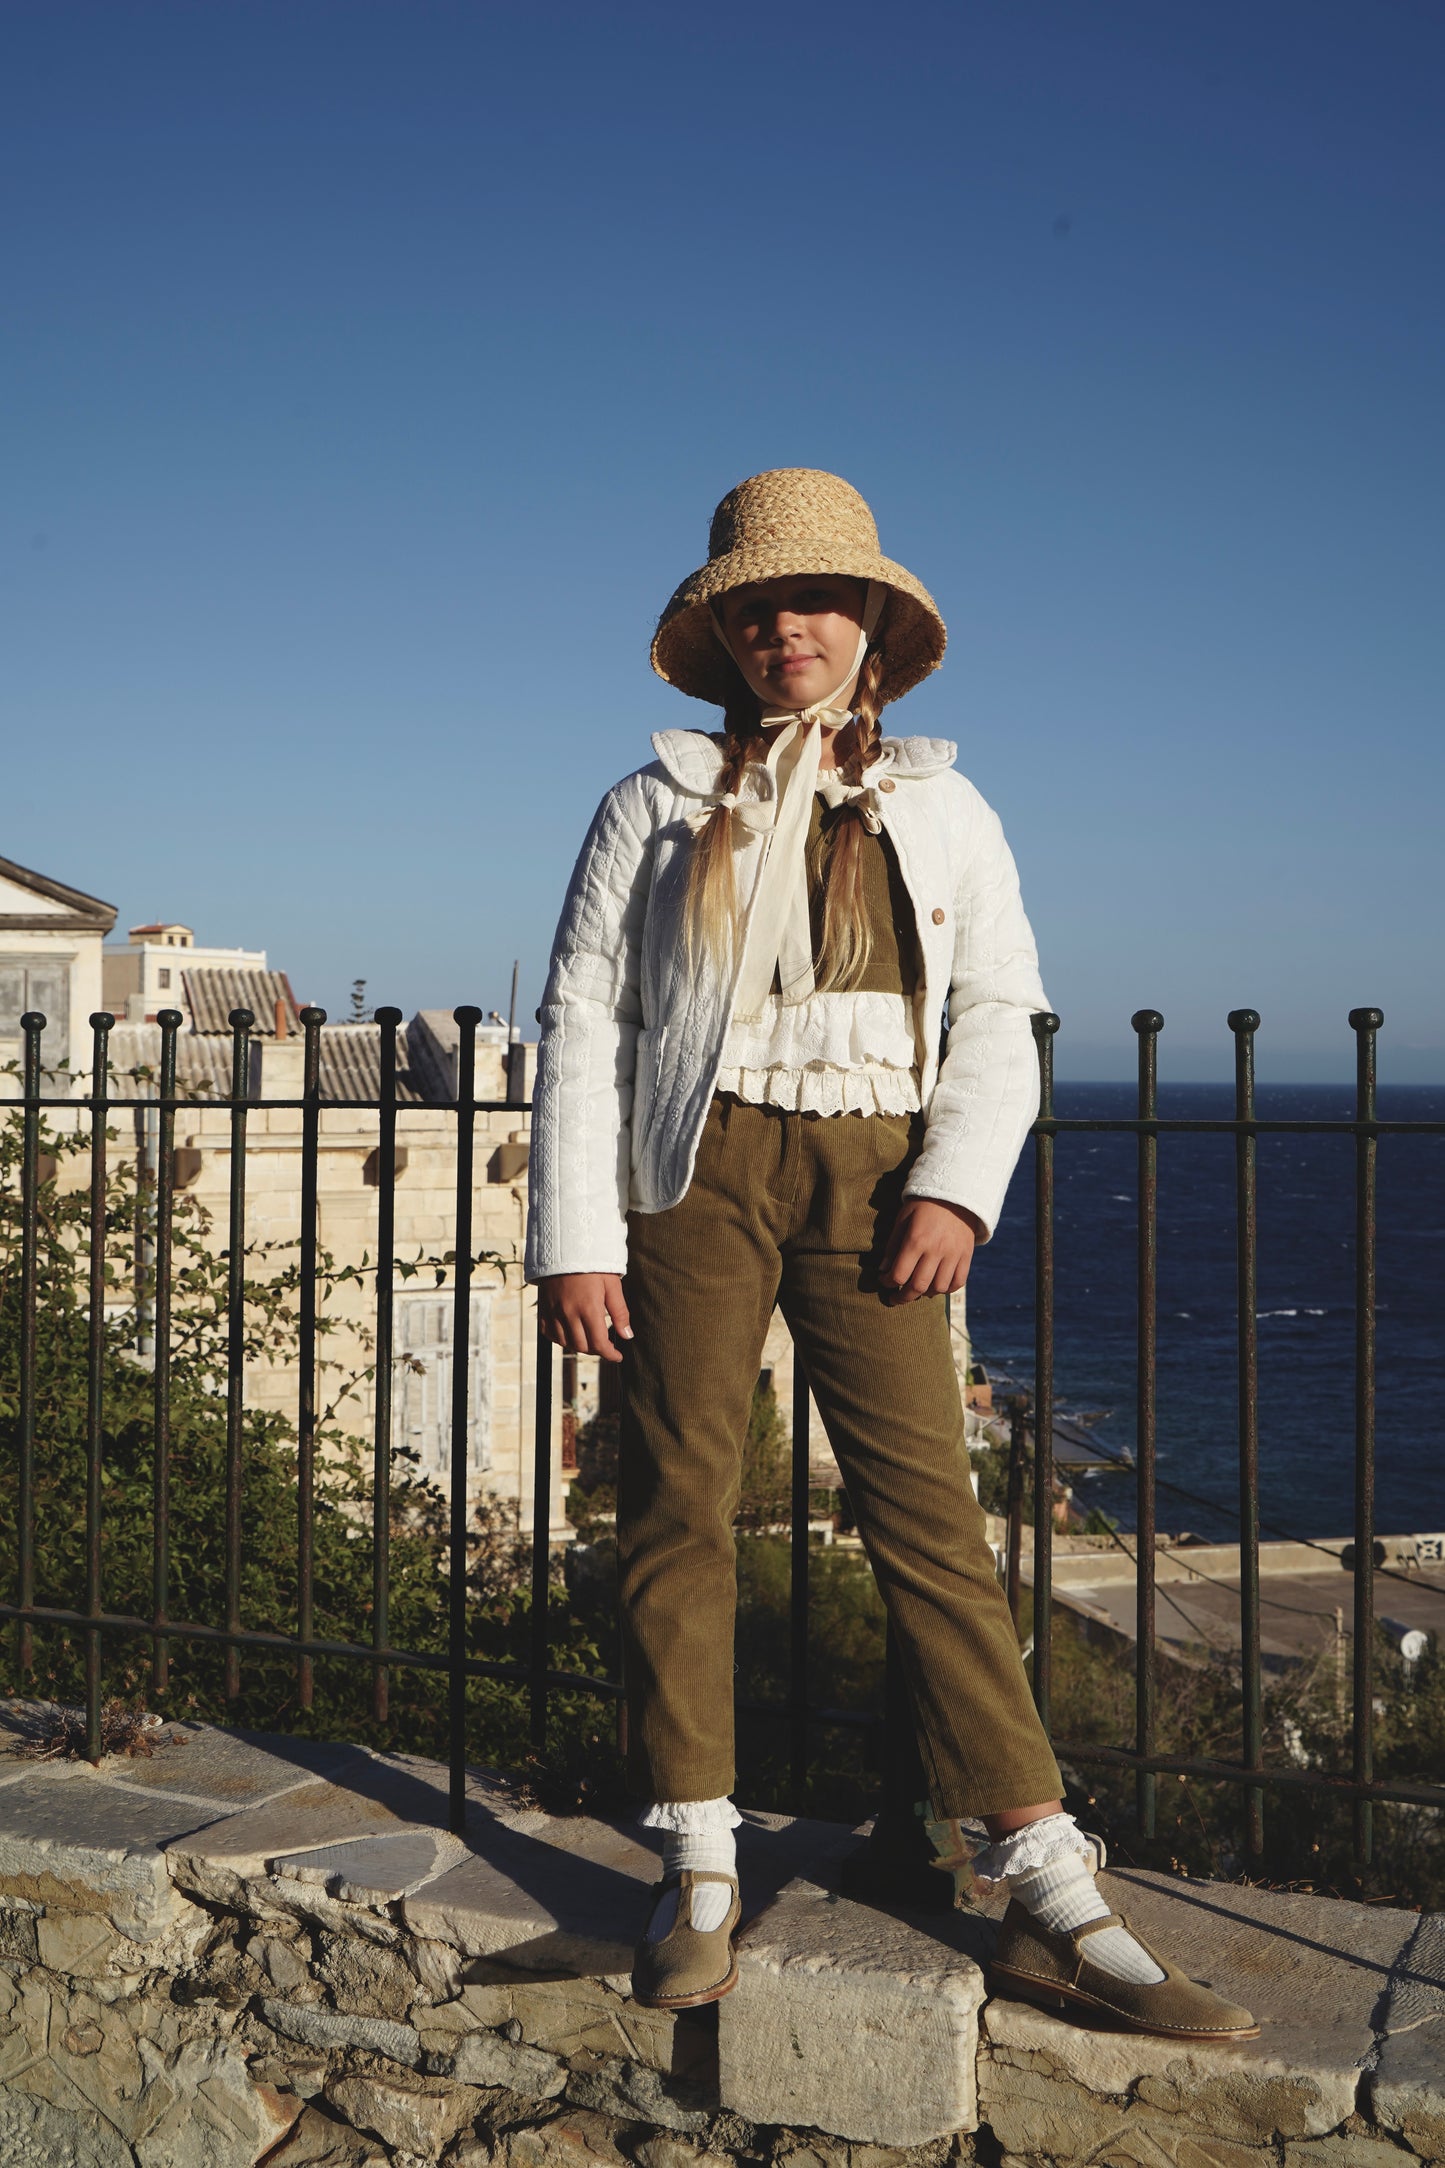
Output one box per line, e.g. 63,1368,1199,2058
718,575,866,713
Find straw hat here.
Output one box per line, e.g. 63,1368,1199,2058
651,468,947,707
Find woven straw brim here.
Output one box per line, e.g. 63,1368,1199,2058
652,546,946,708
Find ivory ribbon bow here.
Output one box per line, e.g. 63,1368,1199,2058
735,712,827,1018
690,585,887,1020
714,706,892,1020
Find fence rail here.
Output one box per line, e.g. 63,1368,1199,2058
1029,1006,1445,1869
2,1003,1443,1873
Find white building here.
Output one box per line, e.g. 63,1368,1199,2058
102,922,272,1027
2,856,559,1534
0,853,115,1078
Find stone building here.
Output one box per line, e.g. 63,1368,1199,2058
104,998,556,1535
3,855,562,1537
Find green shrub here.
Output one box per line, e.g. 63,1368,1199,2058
0,1095,606,1772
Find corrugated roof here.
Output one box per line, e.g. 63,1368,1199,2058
177,1038,240,1097
183,967,300,1036
105,1026,234,1098
103,1021,434,1103
317,1025,428,1103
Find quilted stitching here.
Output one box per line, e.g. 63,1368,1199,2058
526,739,1049,1278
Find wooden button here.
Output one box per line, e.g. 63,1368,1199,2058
932,907,947,925
877,777,896,793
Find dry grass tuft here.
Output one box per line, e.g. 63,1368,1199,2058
10,1698,188,1762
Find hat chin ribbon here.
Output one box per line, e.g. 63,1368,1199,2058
712,580,885,732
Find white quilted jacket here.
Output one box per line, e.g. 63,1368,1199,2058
524,728,1048,1280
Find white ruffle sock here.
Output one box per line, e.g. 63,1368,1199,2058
638,1799,741,1939
969,1812,1166,1986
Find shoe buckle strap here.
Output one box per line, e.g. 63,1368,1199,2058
675,1869,737,1929
1072,1911,1127,1941
1072,1908,1170,1977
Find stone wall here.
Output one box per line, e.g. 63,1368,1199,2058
0,1707,1441,2168
0,1800,974,2168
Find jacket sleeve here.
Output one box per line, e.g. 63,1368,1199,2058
902,784,1048,1242
524,776,654,1280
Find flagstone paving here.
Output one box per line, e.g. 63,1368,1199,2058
0,1703,1438,2166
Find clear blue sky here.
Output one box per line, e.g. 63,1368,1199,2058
6,1,1441,1079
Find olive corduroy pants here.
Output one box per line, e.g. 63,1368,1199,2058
616,1094,1063,1818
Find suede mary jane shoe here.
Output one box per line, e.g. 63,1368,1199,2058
631,1870,741,2010
989,1901,1259,2042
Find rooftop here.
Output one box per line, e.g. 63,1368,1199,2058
106,1013,454,1103
0,852,116,933
181,965,300,1036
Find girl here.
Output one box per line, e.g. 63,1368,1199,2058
526,469,1255,2043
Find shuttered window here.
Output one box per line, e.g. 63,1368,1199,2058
0,961,70,1066
391,1293,491,1481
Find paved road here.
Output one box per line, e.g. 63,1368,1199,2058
1055,1561,1445,1670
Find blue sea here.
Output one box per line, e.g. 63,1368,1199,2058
967,1086,1445,1545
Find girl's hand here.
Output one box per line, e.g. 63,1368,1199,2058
878,1198,982,1305
537,1273,634,1361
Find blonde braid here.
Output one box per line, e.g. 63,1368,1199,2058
684,653,766,967
813,643,887,993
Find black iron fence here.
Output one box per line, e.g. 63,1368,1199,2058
1026,1006,1445,1870
2,1003,1442,1875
